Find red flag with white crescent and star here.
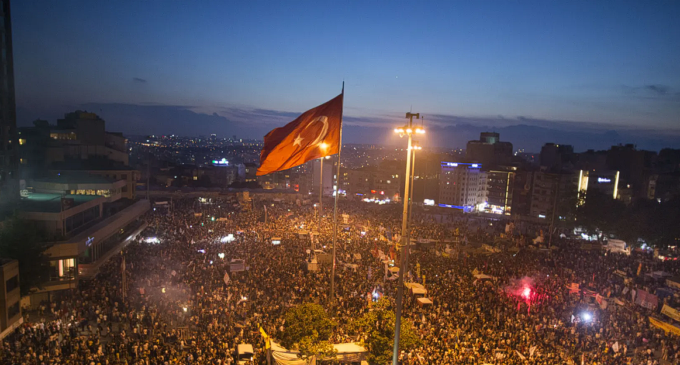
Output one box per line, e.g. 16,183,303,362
257,93,343,176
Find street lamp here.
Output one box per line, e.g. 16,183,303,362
317,143,329,250
391,112,424,365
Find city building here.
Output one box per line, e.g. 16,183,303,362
484,169,516,215
511,170,534,216
17,168,148,304
48,160,139,200
0,0,19,209
343,161,402,202
439,162,486,212
577,169,620,200
311,158,334,196
258,170,297,190
238,163,258,184
28,173,127,203
466,132,513,167
18,111,129,180
540,143,574,171
606,144,655,199
529,171,579,219
0,258,21,340
19,192,149,304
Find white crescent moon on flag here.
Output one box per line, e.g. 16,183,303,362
300,116,329,147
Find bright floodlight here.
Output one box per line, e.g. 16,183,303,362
145,237,160,244
218,252,225,259
183,307,188,312
320,142,329,150
582,312,592,322
406,128,413,134
415,128,425,134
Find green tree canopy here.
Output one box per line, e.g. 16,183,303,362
0,216,51,296
348,298,421,365
575,190,680,248
279,303,337,360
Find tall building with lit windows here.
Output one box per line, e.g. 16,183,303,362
0,0,19,208
439,162,487,212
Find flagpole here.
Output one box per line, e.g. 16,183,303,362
330,82,344,308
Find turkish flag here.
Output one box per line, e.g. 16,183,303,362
257,93,343,176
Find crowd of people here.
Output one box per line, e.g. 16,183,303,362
2,193,679,364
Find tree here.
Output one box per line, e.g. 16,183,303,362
279,303,338,360
631,197,680,248
348,298,421,364
576,189,626,238
0,216,51,296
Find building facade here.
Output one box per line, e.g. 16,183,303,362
466,132,513,167
439,162,486,211
0,0,18,208
18,111,129,180
529,171,579,219
0,258,21,340
485,169,515,215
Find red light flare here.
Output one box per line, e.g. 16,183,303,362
522,287,531,299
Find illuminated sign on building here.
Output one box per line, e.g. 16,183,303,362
597,177,611,183
212,158,229,165
442,162,482,168
86,237,95,246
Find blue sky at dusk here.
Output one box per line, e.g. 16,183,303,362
11,1,680,151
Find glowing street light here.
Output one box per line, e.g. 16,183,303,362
392,112,425,365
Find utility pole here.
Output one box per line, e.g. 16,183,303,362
146,150,151,201
548,174,560,248
318,157,323,235
392,112,420,365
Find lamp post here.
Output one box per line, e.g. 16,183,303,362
392,112,424,365
316,143,328,251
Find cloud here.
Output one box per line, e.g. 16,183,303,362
645,84,670,95
15,102,680,152
133,77,147,83
622,84,677,98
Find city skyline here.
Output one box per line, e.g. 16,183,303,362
11,1,680,151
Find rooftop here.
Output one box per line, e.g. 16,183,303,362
20,193,103,213
33,174,120,185
49,158,136,171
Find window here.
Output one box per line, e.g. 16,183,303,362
5,275,19,292
7,301,19,319
49,259,76,281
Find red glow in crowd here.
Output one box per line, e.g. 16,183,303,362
522,287,531,299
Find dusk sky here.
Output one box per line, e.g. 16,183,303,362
11,1,680,151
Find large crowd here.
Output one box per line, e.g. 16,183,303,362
2,194,680,365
